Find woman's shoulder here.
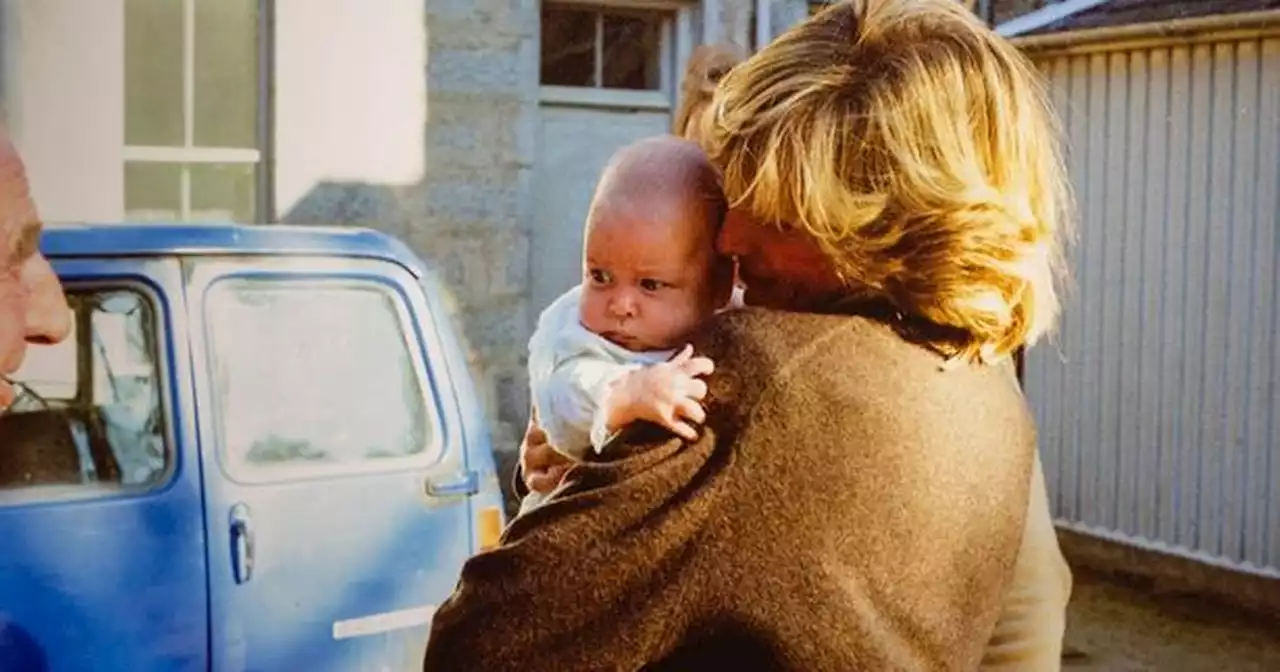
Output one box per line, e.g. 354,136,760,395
695,307,944,380
695,308,1032,438
692,307,855,365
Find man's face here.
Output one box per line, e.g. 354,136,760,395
0,139,71,410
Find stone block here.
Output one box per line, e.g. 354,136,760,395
494,366,530,432
410,178,523,226
513,101,539,166
459,298,530,353
409,231,525,304
414,233,488,299
424,98,529,172
427,46,523,93
427,0,537,27
465,346,530,456
427,17,530,48
486,229,530,298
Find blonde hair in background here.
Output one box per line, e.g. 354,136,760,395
673,43,748,145
706,0,1074,364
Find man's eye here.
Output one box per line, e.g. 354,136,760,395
639,279,665,292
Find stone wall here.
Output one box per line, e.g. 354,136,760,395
415,0,540,459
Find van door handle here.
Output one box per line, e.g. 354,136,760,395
425,470,479,498
229,503,255,585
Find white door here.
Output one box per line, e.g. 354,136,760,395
531,1,690,318
533,106,672,315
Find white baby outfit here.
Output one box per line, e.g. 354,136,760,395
527,284,675,461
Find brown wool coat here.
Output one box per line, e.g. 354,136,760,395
423,308,1060,671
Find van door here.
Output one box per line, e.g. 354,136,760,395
0,258,208,671
187,256,476,672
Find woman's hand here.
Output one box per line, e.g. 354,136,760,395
519,410,572,494
603,345,714,441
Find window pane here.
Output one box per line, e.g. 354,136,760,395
541,6,597,87
190,163,256,223
90,292,167,485
601,11,663,91
1,289,169,493
125,162,182,221
125,0,185,146
206,280,431,477
193,0,260,148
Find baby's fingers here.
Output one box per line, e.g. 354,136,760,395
676,397,706,425
669,420,699,441
682,377,709,401
681,355,715,378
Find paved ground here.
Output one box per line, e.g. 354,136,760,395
1063,568,1280,671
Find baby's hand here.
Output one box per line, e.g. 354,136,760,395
605,345,714,441
520,411,573,494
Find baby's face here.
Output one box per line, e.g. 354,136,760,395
579,195,728,352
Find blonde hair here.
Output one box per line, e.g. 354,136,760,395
705,0,1073,364
673,43,748,145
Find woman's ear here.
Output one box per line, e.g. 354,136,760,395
711,255,737,309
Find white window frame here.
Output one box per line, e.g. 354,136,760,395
538,0,695,111
123,0,273,223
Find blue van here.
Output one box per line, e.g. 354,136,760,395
0,224,506,672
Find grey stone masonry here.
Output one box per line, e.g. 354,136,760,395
411,0,540,457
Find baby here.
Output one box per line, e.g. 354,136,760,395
520,136,736,515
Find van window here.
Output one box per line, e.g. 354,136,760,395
0,288,169,499
205,278,436,480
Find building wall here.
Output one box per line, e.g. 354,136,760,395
416,0,540,454
275,0,540,456
1,0,125,223
1024,33,1280,578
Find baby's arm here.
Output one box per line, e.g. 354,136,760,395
540,354,642,460
542,346,715,457
599,346,714,444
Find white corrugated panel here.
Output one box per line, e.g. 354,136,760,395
1027,37,1280,577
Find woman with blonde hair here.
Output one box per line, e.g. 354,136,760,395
424,1,1072,669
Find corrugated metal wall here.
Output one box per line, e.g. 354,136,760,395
1026,35,1280,577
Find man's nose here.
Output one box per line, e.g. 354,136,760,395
22,254,70,345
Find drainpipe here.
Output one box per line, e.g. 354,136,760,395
754,0,771,50
977,0,995,27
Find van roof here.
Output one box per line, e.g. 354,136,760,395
38,223,426,276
